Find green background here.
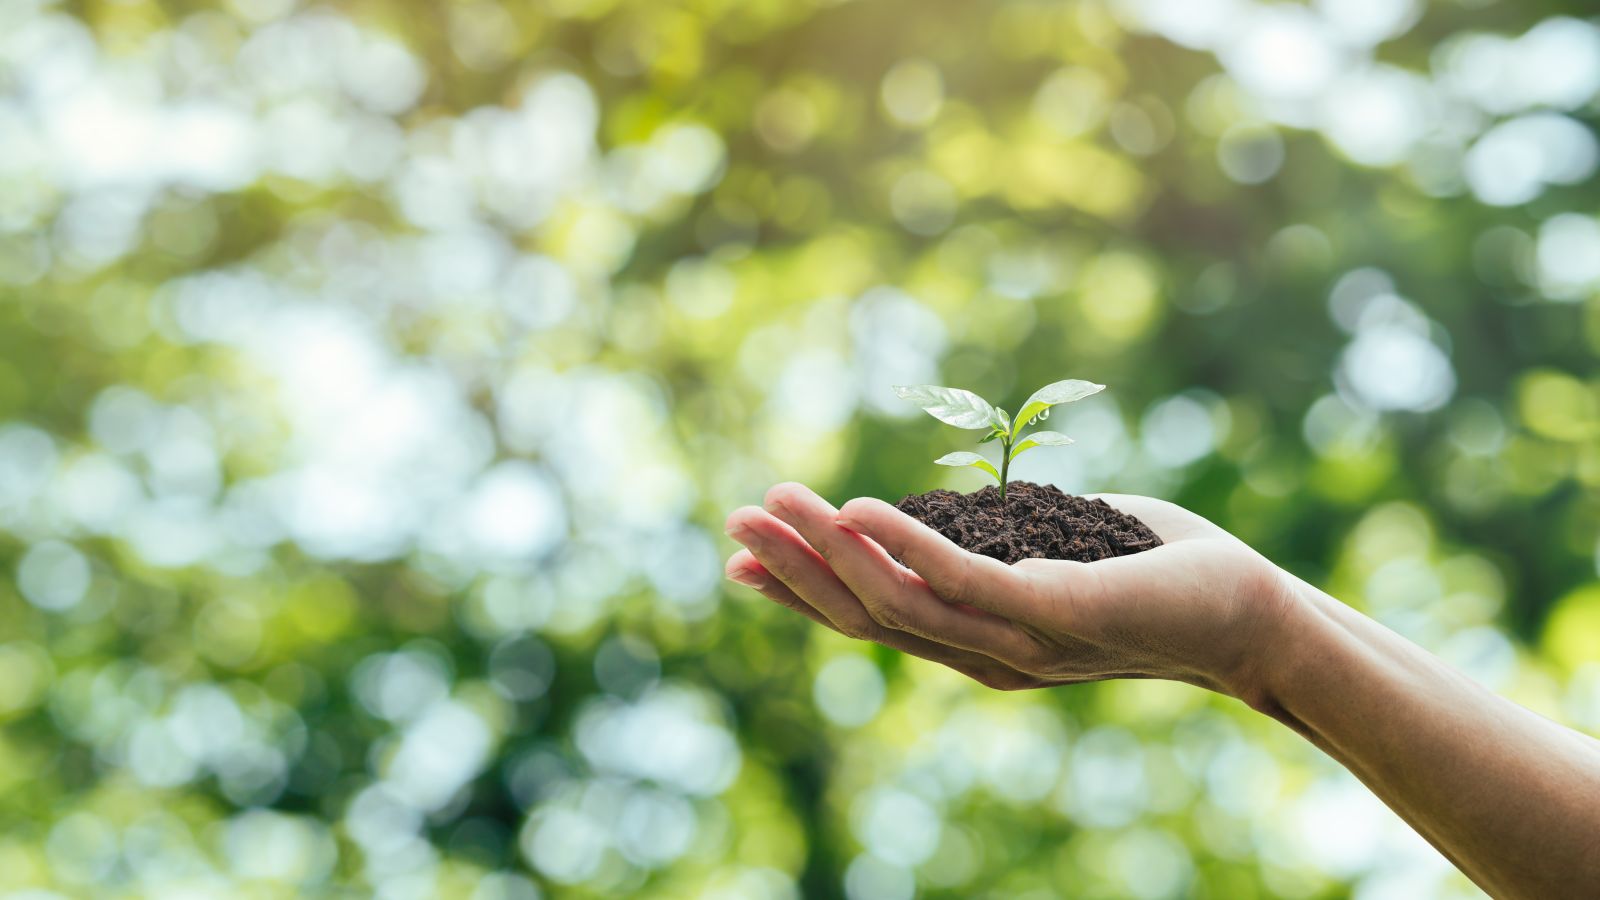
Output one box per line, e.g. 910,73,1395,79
2,0,1598,896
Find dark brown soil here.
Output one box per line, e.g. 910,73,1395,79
895,481,1162,564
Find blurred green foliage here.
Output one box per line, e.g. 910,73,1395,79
2,0,1600,897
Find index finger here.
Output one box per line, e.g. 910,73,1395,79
834,496,1049,626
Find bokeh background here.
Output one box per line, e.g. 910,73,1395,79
3,0,1600,896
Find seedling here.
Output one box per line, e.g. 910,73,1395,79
893,379,1105,502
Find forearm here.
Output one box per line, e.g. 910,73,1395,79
1254,577,1600,899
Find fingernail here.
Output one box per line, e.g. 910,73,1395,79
834,514,857,530
726,522,753,542
764,496,790,516
726,568,764,588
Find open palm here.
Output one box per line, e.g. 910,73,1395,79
725,483,1292,701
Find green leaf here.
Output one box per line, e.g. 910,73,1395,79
1011,379,1105,437
893,384,1004,430
933,451,1001,482
1010,430,1074,460
977,428,1003,444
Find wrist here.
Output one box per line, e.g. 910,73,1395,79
1218,563,1331,720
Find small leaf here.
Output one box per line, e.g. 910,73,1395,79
1010,431,1075,460
893,384,1001,430
1011,379,1105,437
977,429,1003,444
934,451,1001,482
993,406,1013,433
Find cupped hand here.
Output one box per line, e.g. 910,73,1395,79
724,483,1298,702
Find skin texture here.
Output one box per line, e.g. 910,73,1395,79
725,483,1600,900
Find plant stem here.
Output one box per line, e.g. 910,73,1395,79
998,436,1011,504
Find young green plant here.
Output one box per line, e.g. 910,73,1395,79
892,379,1105,502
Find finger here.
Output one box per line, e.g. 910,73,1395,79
834,496,1051,627
725,505,906,643
763,483,1039,664
725,549,838,630
725,548,1031,679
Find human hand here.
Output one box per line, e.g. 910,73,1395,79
724,483,1299,703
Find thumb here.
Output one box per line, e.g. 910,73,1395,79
1011,546,1177,640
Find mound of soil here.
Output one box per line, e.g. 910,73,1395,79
895,481,1162,564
